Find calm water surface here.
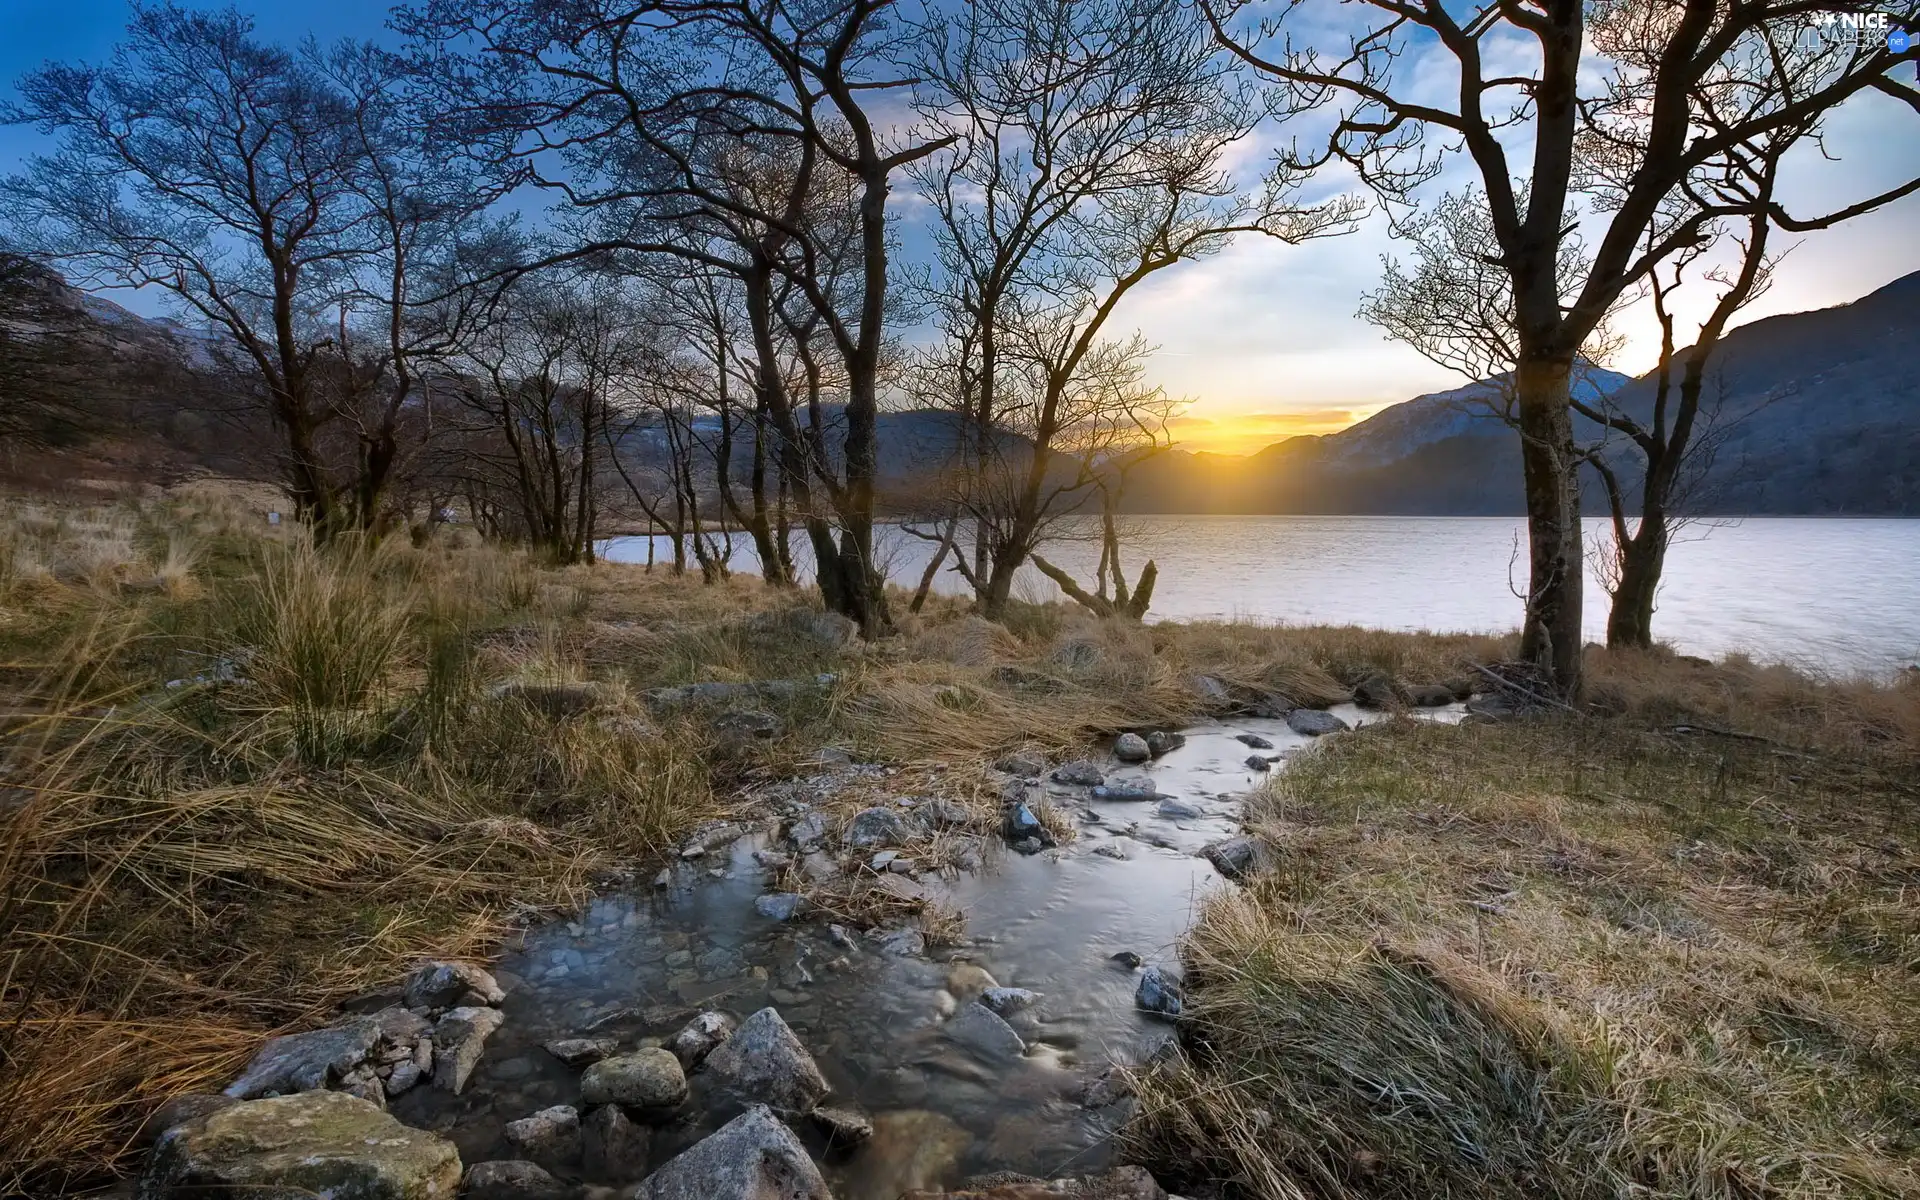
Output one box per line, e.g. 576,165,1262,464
604,516,1920,676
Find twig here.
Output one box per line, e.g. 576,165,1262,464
1470,662,1581,715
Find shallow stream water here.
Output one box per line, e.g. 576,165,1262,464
394,705,1458,1196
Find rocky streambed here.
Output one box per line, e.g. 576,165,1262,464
136,698,1463,1200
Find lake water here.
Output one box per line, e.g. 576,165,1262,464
601,516,1920,677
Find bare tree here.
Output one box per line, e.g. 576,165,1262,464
1205,0,1920,697
911,0,1354,619
401,0,953,635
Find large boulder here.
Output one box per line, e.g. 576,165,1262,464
137,1090,460,1200
433,1006,505,1094
636,1105,830,1200
224,1017,380,1099
403,960,505,1011
580,1049,687,1115
700,1008,828,1115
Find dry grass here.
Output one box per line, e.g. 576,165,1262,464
1130,717,1920,1200
5,492,1915,1193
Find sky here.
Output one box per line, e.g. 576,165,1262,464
4,0,1917,455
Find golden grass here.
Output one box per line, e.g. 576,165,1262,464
1130,718,1920,1200
4,492,1915,1192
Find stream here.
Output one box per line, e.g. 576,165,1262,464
391,704,1458,1196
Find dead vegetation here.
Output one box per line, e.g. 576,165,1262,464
1130,716,1920,1200
3,492,1915,1193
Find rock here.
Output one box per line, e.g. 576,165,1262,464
712,709,783,745
1079,1066,1135,1110
845,806,910,848
544,1037,618,1068
799,851,839,883
747,608,858,651
1466,692,1527,720
1244,755,1272,771
136,1094,237,1148
1286,708,1349,737
384,1061,425,1096
1109,951,1143,970
404,961,505,1011
1144,731,1185,757
463,1160,569,1200
680,822,745,859
504,1105,581,1169
582,1102,650,1181
580,1049,687,1114
1234,732,1275,749
636,1105,830,1200
1002,801,1051,844
1112,733,1151,762
1156,798,1202,820
862,1110,972,1197
701,1008,828,1114
1011,837,1045,855
811,1103,874,1149
224,1017,380,1099
370,1006,433,1044
653,867,674,888
489,680,612,720
1408,682,1456,707
979,987,1038,1016
137,1090,459,1200
754,892,804,921
433,1005,504,1094
873,927,926,957
753,848,793,870
1135,967,1183,1019
899,1165,1166,1200
665,1011,736,1070
1091,842,1130,860
917,799,973,830
787,812,828,852
1091,778,1159,802
339,1071,387,1109
1190,675,1233,707
888,857,918,875
1444,675,1478,700
1202,836,1263,881
1050,760,1104,786
994,751,1047,778
870,849,900,870
1352,672,1404,710
946,963,998,998
946,1002,1025,1059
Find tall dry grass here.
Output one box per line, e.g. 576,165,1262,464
1131,718,1920,1200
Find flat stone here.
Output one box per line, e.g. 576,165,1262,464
580,1049,687,1113
403,960,505,1010
1156,798,1203,819
544,1037,618,1068
1203,836,1263,882
504,1104,580,1169
787,812,828,851
946,1002,1025,1059
1091,842,1130,860
463,1160,568,1200
754,892,804,921
1112,733,1151,762
666,1010,737,1070
1409,682,1457,707
636,1105,829,1200
862,1109,972,1197
994,751,1047,778
1286,709,1349,737
701,1008,828,1114
384,1061,425,1096
979,987,1039,1016
369,1006,433,1043
136,1090,459,1200
1050,761,1104,786
1234,733,1274,749
224,1017,380,1099
583,1102,649,1181
433,1005,505,1094
811,1103,874,1149
1091,778,1159,802
1245,754,1272,771
873,927,926,957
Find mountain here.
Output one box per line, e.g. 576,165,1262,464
1121,271,1920,516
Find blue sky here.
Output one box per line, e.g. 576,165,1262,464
5,0,1917,452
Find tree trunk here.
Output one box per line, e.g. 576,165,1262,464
1513,353,1585,697
1607,512,1667,649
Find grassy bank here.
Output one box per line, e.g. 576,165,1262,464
3,490,1914,1194
1132,713,1920,1198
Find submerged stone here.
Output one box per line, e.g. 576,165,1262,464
1135,966,1183,1020
1286,708,1349,737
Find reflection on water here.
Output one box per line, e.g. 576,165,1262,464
600,516,1920,676
394,707,1422,1196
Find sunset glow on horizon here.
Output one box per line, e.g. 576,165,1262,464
1165,406,1390,455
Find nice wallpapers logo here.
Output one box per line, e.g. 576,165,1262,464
1805,9,1911,52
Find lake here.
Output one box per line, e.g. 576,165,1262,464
600,515,1920,677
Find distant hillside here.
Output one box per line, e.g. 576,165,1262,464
1121,271,1920,516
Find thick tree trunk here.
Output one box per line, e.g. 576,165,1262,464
1608,511,1667,649
1513,354,1585,697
